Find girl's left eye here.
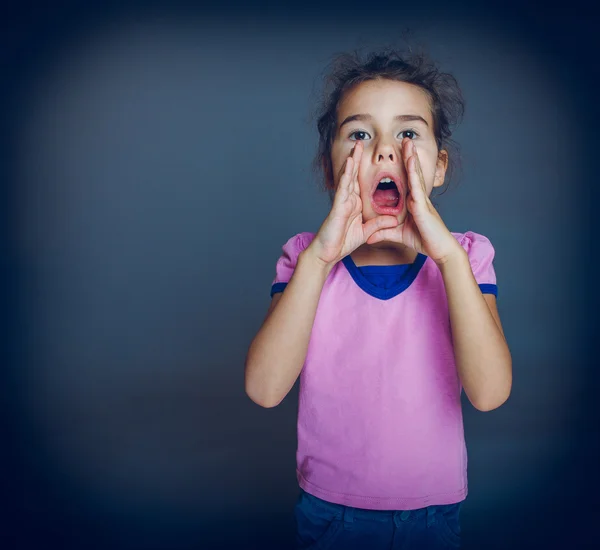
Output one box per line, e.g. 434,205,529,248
398,130,418,139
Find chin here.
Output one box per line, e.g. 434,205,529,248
364,206,407,224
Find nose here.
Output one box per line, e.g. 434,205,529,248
374,140,398,164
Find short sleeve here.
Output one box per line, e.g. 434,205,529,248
270,232,315,297
455,231,498,297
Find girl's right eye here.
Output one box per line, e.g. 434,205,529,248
349,131,371,141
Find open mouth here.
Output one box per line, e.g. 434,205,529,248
370,173,403,215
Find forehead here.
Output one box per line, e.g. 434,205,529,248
337,79,433,127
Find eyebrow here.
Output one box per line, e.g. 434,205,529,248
339,114,429,129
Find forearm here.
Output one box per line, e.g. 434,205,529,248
245,248,333,408
439,248,512,411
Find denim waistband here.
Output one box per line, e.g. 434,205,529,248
301,489,461,526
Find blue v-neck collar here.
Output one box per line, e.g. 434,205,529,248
341,253,428,300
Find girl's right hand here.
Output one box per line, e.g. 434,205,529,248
307,141,399,267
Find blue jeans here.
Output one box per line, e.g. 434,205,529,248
295,489,462,549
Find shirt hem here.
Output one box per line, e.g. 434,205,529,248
297,470,468,511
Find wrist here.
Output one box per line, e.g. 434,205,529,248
435,244,469,274
299,246,336,277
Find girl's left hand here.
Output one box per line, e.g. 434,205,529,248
367,138,463,265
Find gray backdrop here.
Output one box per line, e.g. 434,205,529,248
4,3,598,549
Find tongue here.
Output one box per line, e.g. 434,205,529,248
373,188,400,207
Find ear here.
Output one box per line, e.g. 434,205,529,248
433,149,449,189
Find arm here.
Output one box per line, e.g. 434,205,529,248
244,140,398,408
438,248,512,411
244,249,332,408
366,138,512,412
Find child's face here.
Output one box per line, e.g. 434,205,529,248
330,79,448,225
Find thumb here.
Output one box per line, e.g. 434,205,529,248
363,215,398,240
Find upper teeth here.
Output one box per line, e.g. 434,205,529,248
379,177,393,183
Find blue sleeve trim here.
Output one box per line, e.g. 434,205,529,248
479,283,498,297
270,282,288,297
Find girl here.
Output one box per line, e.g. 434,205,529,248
245,48,512,549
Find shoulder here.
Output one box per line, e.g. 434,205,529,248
281,231,316,252
451,230,495,260
451,231,496,282
272,232,317,287
451,230,493,249
279,231,317,259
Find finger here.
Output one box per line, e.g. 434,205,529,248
407,147,427,205
411,141,427,195
340,157,353,192
332,158,353,207
366,227,398,245
402,137,412,169
363,215,398,241
403,140,412,201
352,142,362,194
403,139,421,195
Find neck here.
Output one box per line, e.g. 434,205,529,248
351,242,419,266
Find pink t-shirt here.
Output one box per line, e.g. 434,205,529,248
271,231,497,510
